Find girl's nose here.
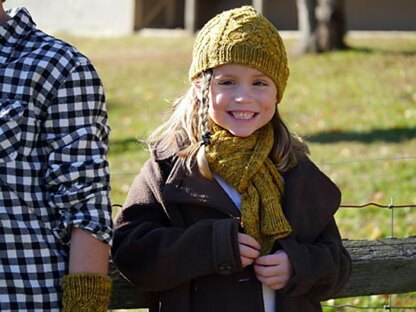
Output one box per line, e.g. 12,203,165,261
234,84,254,104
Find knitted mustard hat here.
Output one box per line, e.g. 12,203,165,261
189,5,289,103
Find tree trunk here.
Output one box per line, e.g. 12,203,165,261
296,0,347,54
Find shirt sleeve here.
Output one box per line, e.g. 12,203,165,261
43,59,113,245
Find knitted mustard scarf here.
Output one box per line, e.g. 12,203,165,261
205,123,292,255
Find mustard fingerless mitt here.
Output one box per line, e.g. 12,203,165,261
62,273,112,312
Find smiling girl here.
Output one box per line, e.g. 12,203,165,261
112,6,351,312
208,64,277,138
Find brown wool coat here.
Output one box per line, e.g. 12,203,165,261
112,151,351,312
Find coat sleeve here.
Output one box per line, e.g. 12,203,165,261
276,217,351,300
111,158,242,291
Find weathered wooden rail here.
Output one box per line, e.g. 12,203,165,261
109,236,416,309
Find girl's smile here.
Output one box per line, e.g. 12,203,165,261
208,64,278,137
229,111,257,120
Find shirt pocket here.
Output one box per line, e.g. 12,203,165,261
0,100,24,163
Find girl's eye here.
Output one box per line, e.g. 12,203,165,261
253,80,268,86
217,79,234,86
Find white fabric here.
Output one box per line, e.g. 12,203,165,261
214,174,276,312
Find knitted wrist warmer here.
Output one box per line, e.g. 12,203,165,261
62,273,112,312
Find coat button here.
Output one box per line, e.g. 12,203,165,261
218,263,233,274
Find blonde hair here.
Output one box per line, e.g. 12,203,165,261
147,71,309,179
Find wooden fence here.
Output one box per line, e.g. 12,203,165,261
108,236,416,309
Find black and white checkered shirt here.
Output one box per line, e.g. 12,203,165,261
0,7,112,311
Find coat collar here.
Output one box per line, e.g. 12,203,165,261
162,158,241,218
282,155,341,241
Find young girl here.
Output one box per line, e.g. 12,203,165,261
112,6,351,312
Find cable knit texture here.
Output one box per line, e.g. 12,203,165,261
62,273,112,312
205,123,292,255
189,5,289,103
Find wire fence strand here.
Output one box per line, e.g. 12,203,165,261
318,155,416,166
109,154,416,178
112,202,416,209
340,203,416,209
322,303,416,310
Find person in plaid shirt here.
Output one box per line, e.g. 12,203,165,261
1,2,113,311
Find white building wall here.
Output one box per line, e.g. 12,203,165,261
4,0,136,36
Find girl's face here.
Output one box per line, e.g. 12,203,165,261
208,64,278,137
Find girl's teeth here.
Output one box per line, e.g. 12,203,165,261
231,112,255,119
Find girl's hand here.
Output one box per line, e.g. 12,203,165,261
238,233,260,268
253,250,293,290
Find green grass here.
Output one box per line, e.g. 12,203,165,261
60,33,416,310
